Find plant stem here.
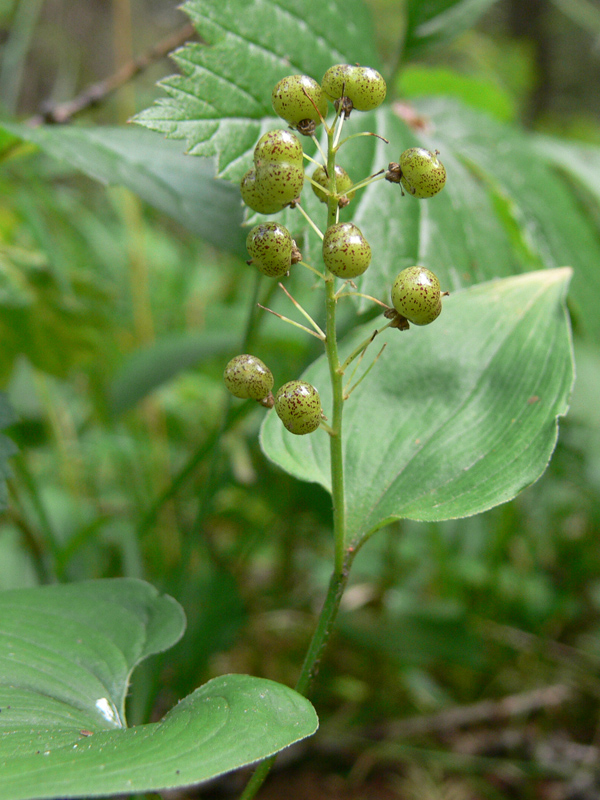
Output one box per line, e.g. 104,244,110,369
325,122,347,575
239,115,353,800
238,555,355,800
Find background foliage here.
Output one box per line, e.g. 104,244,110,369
1,0,600,798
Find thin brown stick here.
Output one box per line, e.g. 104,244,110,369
28,22,197,127
376,683,573,740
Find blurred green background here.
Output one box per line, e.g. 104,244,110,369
1,1,600,798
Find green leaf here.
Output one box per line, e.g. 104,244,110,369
397,65,516,121
133,0,379,177
413,98,600,340
0,123,247,255
403,0,500,59
533,134,600,213
261,269,574,543
314,100,600,342
109,330,239,415
0,579,318,799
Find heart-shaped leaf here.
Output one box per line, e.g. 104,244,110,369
0,579,318,799
261,269,574,544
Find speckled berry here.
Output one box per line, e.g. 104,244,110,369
274,380,322,435
254,161,304,208
272,75,328,133
397,148,446,198
253,129,304,166
240,129,306,214
322,222,371,279
391,267,442,326
321,65,386,114
240,169,286,215
246,222,300,277
224,354,274,400
311,164,355,206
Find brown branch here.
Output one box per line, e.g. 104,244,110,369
374,683,573,740
314,684,574,768
28,21,197,127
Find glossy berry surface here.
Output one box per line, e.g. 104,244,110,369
272,75,328,130
240,169,285,215
321,64,386,112
240,129,305,214
322,222,371,278
275,380,322,435
311,164,355,205
399,148,446,198
253,129,304,166
224,354,274,400
247,222,296,278
254,161,304,207
391,266,442,326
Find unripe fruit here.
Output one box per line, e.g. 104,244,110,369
398,148,446,198
322,222,371,279
272,75,328,133
321,65,386,113
224,354,274,400
254,161,304,208
274,380,322,435
311,164,355,205
240,129,305,214
240,169,286,215
246,222,300,277
253,129,304,166
391,266,442,326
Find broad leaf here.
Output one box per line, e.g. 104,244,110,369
533,134,600,214
0,123,247,256
397,65,516,121
403,0,500,59
133,0,379,178
261,269,574,544
109,330,239,415
283,100,600,341
0,579,318,800
414,98,600,341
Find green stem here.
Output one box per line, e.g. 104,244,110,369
238,554,355,800
325,123,347,575
239,118,353,800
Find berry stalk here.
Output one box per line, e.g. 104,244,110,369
324,120,348,575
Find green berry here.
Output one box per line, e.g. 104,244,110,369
240,169,286,215
246,222,299,277
272,75,328,133
321,65,386,113
253,129,304,166
224,354,274,400
240,129,306,214
311,164,355,205
322,222,371,279
398,148,446,198
391,267,442,326
254,161,304,208
274,380,322,435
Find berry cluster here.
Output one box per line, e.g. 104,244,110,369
223,354,322,435
226,65,449,435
